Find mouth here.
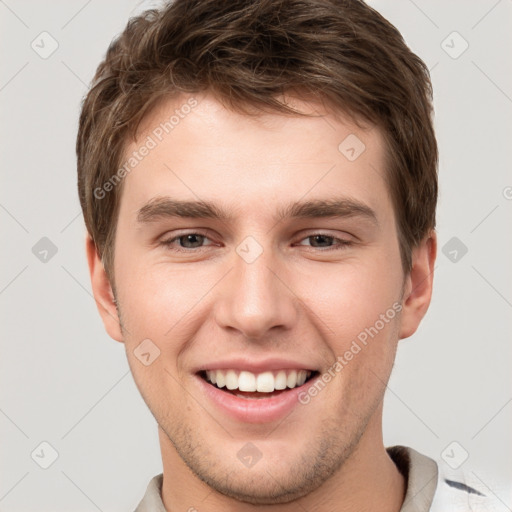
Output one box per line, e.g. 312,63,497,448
197,368,320,400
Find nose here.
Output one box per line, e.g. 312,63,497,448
214,240,299,341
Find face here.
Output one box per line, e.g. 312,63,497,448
88,92,435,505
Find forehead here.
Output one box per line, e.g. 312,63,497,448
119,92,392,223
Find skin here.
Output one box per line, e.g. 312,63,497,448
87,91,436,511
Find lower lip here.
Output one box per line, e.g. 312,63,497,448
195,374,318,424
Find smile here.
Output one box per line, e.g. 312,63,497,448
195,367,321,423
201,368,317,396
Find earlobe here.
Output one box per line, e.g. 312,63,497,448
399,231,437,340
85,234,124,343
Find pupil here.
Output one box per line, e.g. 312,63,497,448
312,235,331,247
182,234,202,248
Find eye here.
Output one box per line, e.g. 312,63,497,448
296,233,353,251
159,231,353,253
160,231,215,252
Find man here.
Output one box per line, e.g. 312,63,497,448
77,0,495,510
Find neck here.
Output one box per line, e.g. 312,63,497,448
159,408,405,511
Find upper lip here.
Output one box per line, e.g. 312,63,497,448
194,357,319,374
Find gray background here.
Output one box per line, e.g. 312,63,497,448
1,0,511,510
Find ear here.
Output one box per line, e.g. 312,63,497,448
399,230,437,340
85,234,124,343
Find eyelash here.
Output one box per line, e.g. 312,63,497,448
159,232,353,253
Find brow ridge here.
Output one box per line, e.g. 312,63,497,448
136,196,378,226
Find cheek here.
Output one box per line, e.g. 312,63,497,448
301,259,402,342
322,294,401,420
301,257,403,405
115,258,204,338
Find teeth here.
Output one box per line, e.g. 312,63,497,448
239,371,256,391
215,370,225,388
225,370,238,390
287,370,297,388
274,370,287,390
256,372,274,392
203,369,312,393
297,370,307,386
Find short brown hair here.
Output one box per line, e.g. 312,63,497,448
77,0,437,285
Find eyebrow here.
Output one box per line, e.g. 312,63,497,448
136,196,378,226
